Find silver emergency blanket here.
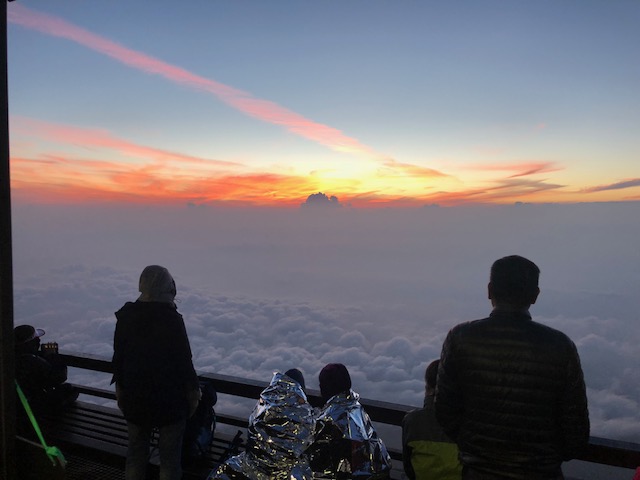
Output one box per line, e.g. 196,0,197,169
209,371,316,480
309,389,391,479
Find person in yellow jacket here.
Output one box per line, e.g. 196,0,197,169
402,360,461,480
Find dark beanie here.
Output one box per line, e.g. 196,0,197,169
319,363,351,401
284,368,306,390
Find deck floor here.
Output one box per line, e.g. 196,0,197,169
65,453,124,480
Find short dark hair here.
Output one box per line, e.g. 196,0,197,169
319,363,352,401
284,368,306,390
490,255,540,307
425,359,440,389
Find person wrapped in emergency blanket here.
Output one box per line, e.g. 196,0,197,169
307,363,392,480
209,369,316,480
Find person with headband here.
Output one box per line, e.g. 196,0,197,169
14,324,78,431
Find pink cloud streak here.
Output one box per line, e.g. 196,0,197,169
12,116,240,168
469,161,562,178
8,4,376,157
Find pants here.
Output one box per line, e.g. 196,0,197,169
126,419,186,480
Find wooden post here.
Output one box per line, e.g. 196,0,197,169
0,1,15,479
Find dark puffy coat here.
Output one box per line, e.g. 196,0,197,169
435,309,589,479
111,301,199,427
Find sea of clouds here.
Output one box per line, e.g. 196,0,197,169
11,202,640,454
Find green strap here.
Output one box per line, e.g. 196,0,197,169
15,380,67,468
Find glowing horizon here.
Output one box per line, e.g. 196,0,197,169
7,2,640,207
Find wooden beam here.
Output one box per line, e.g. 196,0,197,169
0,1,15,478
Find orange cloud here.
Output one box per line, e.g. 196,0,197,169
9,4,377,157
421,177,566,205
378,159,451,179
11,151,323,207
11,149,578,208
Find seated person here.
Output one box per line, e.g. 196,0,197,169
14,325,78,424
308,363,391,479
402,360,461,480
210,368,316,480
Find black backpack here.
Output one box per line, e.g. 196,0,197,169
182,378,217,465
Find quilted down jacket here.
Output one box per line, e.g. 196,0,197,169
435,309,589,479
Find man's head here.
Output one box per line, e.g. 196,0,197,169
488,255,540,309
319,363,351,401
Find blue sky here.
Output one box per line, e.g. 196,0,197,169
7,1,640,206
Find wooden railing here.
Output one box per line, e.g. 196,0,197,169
60,351,640,474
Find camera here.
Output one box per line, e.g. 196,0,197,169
41,342,59,354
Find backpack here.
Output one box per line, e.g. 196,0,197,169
182,378,217,465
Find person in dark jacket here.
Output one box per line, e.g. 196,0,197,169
112,265,200,480
14,325,78,430
435,255,589,480
402,359,461,480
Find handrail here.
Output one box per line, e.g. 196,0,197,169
60,351,640,471
59,351,414,421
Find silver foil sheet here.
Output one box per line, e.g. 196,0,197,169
209,371,316,480
310,389,391,479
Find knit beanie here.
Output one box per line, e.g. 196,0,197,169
319,363,351,401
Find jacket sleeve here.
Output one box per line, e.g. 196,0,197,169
434,329,463,442
111,314,123,385
559,340,590,459
38,352,68,387
19,354,65,391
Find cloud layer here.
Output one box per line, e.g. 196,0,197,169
11,202,640,448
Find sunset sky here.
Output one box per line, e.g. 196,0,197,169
7,3,640,465
7,1,640,207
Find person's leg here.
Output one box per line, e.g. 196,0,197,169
158,419,187,480
126,422,152,480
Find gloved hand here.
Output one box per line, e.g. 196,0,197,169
187,386,202,418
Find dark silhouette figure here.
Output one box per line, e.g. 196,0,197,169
435,255,589,480
112,265,200,480
308,363,391,479
209,368,315,480
14,324,78,428
402,359,461,480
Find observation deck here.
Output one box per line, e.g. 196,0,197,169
18,351,639,480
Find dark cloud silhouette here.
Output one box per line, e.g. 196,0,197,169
301,192,342,208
